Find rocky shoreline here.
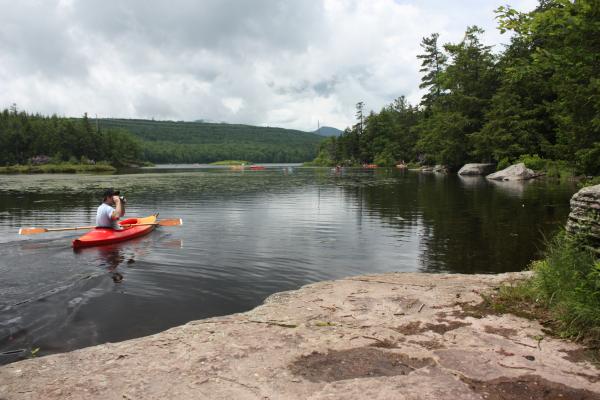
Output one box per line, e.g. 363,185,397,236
1,272,598,399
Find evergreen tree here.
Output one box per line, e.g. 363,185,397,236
417,26,499,168
417,33,448,109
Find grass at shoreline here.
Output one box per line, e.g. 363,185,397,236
209,160,252,166
0,162,116,174
486,232,600,363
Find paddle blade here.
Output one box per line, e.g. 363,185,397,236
19,227,48,235
158,218,183,227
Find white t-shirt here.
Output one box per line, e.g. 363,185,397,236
96,203,117,228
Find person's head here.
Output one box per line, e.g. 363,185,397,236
102,188,120,205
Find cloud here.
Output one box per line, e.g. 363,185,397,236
0,0,538,130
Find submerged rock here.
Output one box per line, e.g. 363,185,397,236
433,164,448,173
486,163,539,181
421,165,448,173
566,184,600,251
458,163,495,176
1,272,598,399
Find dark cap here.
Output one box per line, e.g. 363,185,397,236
102,188,120,199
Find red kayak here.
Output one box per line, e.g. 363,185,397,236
72,215,157,249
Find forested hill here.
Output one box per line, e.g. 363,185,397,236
315,126,342,137
97,118,322,163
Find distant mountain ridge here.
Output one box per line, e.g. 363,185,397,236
96,118,324,163
314,126,343,137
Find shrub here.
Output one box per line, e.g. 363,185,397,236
531,232,600,343
576,143,600,176
374,149,395,167
580,176,600,188
545,160,574,180
517,154,546,171
496,157,511,171
307,150,334,167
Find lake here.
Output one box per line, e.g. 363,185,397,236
0,165,576,363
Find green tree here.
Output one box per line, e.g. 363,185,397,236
496,0,600,174
417,33,448,109
416,26,499,168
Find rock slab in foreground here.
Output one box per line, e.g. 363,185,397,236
567,184,600,251
458,163,495,176
1,272,599,400
486,162,539,181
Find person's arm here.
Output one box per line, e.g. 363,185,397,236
111,196,125,220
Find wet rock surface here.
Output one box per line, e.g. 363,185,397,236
289,347,435,382
462,374,600,400
1,272,598,399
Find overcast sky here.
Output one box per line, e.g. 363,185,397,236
0,0,537,131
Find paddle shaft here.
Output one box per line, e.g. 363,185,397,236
44,225,95,232
43,222,164,232
19,219,182,235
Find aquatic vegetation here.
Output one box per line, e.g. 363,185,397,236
0,162,116,174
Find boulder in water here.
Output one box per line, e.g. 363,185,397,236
486,163,538,181
458,163,495,176
433,164,448,173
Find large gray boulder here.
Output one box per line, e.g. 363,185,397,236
486,163,538,181
458,163,495,176
566,184,600,251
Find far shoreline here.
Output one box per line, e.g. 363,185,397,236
0,163,117,174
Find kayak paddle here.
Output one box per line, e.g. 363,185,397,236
122,219,183,228
19,218,183,235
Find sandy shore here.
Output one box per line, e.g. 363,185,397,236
1,272,598,399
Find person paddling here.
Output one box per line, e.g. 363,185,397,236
96,188,126,229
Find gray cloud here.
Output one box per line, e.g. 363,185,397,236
0,0,538,130
0,1,89,79
313,77,338,97
71,1,327,56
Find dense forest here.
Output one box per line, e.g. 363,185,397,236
0,109,141,166
314,0,600,175
0,112,322,166
97,119,322,163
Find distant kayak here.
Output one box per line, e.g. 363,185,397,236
72,215,157,249
249,166,265,170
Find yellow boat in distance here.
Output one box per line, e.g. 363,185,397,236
229,165,245,171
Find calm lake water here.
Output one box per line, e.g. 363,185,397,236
0,165,576,363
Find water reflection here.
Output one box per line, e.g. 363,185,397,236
486,178,529,198
337,173,574,273
96,246,128,283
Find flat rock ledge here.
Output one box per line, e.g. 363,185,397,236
1,272,599,400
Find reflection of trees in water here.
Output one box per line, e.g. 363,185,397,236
340,173,575,274
0,192,97,227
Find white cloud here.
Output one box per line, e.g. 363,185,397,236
0,0,538,131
